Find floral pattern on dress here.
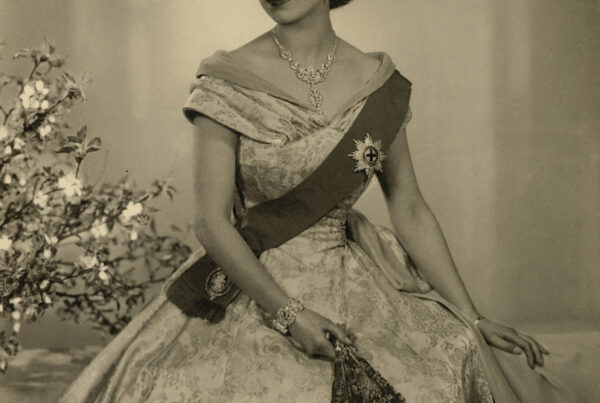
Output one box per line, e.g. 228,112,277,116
62,73,493,403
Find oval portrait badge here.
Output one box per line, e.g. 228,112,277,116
205,268,234,300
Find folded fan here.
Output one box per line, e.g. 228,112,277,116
330,337,406,403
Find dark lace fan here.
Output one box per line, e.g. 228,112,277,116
330,338,406,403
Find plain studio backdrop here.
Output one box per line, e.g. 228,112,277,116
0,0,598,350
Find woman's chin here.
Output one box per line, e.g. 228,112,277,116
262,0,316,24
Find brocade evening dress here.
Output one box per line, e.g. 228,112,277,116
60,51,588,403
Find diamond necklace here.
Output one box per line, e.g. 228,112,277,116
271,27,338,113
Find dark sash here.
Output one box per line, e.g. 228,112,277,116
166,71,412,322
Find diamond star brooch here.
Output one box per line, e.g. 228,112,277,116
349,133,386,177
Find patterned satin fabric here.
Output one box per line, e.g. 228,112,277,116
61,56,495,402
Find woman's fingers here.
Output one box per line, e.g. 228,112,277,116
533,337,550,355
488,334,521,354
522,334,544,366
310,320,351,359
479,319,549,368
313,337,336,359
502,331,536,368
323,321,352,344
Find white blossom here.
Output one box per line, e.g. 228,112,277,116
14,239,33,253
42,248,52,259
44,234,58,245
23,85,34,96
11,311,21,321
90,219,109,238
13,137,25,150
3,173,11,185
20,81,49,111
0,304,3,313
79,254,99,269
33,191,49,208
42,293,52,305
13,322,21,333
24,305,37,319
19,85,35,109
0,234,12,251
98,263,110,284
120,201,143,222
39,124,52,138
57,172,83,199
9,297,22,306
0,126,8,141
40,279,50,290
48,115,56,123
129,229,139,241
98,270,109,282
3,145,11,155
20,95,30,109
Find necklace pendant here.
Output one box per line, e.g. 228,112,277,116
309,84,322,109
271,27,337,114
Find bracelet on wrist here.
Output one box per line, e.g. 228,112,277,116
272,298,305,335
473,315,485,327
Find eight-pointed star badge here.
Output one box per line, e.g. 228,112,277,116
349,133,386,177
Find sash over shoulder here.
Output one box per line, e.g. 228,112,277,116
165,68,413,322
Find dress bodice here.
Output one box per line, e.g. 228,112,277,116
182,50,411,246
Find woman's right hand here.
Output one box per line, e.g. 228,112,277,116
287,309,352,359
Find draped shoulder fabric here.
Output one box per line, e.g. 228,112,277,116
60,49,596,403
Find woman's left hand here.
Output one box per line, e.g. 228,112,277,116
476,319,550,369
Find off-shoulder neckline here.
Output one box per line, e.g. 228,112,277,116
194,49,397,126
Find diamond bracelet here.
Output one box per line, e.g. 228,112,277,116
272,298,305,335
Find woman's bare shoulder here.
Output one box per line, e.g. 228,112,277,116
336,38,382,82
229,32,278,66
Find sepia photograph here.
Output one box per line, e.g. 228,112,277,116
0,1,598,402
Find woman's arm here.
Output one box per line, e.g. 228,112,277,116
190,115,350,357
378,128,480,319
378,127,548,368
191,115,289,315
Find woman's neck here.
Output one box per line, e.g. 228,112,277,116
274,11,336,66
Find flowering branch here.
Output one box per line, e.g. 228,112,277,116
0,40,193,373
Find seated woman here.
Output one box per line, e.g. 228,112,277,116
61,0,596,402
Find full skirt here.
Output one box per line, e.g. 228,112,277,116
60,219,591,403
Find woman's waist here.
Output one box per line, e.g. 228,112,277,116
274,212,349,252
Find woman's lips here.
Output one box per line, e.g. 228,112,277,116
266,0,291,6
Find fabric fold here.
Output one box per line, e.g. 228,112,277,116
183,75,289,145
346,209,431,293
346,209,589,402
